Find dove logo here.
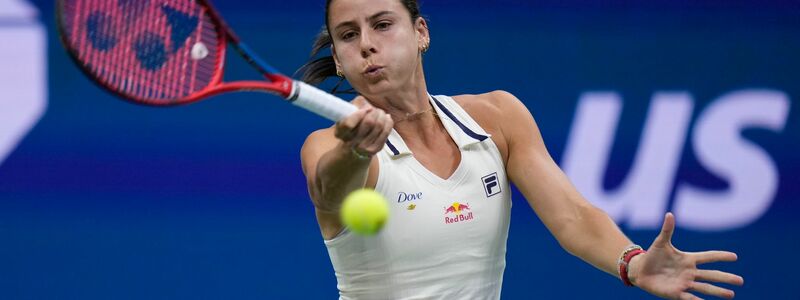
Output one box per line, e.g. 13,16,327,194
0,0,47,166
562,90,790,231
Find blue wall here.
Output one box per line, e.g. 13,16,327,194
1,0,797,298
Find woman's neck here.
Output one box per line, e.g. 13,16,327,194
360,65,447,146
365,65,430,117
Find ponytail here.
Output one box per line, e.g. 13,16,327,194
296,27,337,86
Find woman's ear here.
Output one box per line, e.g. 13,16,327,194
331,45,343,75
415,18,430,52
331,45,338,64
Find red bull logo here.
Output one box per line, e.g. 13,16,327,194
444,202,474,224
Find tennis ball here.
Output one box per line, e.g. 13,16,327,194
340,188,389,236
191,42,209,60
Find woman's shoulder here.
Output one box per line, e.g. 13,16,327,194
450,91,528,163
451,90,525,131
452,90,521,113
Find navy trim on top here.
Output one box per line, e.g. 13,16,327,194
431,96,489,142
386,140,400,155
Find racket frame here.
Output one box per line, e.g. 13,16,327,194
56,0,357,121
194,0,295,99
55,0,295,106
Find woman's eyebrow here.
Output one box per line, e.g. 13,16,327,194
333,11,395,32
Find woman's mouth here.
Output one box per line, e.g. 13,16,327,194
363,66,384,77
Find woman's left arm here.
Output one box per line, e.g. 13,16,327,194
491,91,743,299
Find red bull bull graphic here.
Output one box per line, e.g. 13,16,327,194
444,202,474,224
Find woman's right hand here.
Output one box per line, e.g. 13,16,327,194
334,98,394,159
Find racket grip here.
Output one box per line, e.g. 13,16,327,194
289,81,358,122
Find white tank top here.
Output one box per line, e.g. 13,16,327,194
324,95,513,300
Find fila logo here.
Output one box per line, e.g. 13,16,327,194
482,172,500,197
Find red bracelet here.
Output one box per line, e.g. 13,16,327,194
619,248,646,286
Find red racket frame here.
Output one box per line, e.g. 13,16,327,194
56,0,296,106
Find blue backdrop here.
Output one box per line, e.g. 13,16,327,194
1,0,798,299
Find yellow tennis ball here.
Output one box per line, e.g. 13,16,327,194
340,188,389,236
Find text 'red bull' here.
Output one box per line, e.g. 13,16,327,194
444,202,474,224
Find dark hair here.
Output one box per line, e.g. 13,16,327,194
296,0,423,89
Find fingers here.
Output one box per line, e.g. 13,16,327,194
354,110,391,153
352,107,381,142
335,106,372,142
690,282,735,299
679,293,703,300
353,96,373,109
695,269,744,286
694,251,738,264
361,112,394,150
653,212,676,247
336,105,393,156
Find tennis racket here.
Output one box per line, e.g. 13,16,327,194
56,0,357,121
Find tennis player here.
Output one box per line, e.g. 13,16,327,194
299,0,744,299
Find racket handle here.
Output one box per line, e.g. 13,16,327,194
289,81,358,122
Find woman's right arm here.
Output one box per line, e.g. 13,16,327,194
300,101,394,239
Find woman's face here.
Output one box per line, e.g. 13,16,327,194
328,0,427,96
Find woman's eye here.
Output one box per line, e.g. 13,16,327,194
375,22,391,30
342,32,357,40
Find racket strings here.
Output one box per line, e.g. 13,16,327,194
60,0,222,104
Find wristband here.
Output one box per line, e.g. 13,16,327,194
351,147,371,160
618,245,646,287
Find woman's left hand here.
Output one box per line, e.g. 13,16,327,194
628,213,744,300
